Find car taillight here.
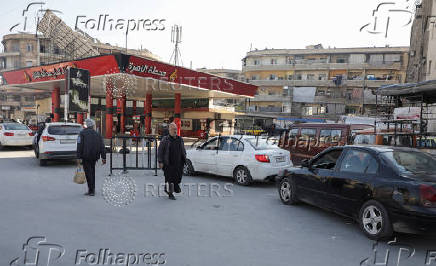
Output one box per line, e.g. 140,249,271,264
42,136,56,142
4,132,14,136
255,154,270,163
28,132,35,136
420,185,436,207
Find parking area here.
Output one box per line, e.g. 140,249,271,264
1,147,436,266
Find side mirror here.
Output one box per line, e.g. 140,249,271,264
301,159,310,168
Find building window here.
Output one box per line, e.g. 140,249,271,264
287,74,293,80
269,74,276,80
307,74,315,80
318,74,327,80
251,76,257,80
271,59,277,65
24,96,34,102
429,60,432,75
336,58,347,63
295,74,302,80
27,44,33,52
316,89,325,96
11,43,19,52
26,61,33,67
253,59,260,65
40,44,46,53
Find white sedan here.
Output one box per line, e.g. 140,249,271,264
0,123,34,149
184,135,293,185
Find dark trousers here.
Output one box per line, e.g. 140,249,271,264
83,160,96,193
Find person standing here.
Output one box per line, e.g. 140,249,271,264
77,119,106,196
158,122,186,200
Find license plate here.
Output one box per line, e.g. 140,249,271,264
61,139,76,144
275,156,285,163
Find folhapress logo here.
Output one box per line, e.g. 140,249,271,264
9,2,62,33
9,236,65,266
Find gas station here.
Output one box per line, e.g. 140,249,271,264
0,53,257,139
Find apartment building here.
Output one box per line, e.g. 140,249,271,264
242,45,409,120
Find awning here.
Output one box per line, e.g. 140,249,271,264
376,80,436,103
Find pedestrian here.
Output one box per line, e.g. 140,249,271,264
76,118,106,196
158,122,186,200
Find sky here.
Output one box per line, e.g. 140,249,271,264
0,0,414,70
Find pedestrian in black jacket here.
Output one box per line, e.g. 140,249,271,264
158,122,186,200
77,118,106,196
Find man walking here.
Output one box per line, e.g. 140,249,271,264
77,119,106,196
158,122,186,200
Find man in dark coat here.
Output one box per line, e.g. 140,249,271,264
158,122,186,200
77,119,106,196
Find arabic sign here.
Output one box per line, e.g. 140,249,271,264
1,55,118,84
67,68,90,113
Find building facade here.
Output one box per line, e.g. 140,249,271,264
407,0,436,82
242,45,409,120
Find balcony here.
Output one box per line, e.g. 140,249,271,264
250,95,291,102
242,62,403,72
0,51,20,58
249,78,400,88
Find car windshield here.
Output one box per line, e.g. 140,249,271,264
246,138,278,150
48,125,82,135
383,151,436,175
3,123,29,130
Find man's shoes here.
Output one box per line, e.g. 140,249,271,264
168,193,176,200
84,191,95,196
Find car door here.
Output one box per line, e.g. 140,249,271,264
294,148,343,208
194,137,219,173
326,148,379,216
215,137,244,177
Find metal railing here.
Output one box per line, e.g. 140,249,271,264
109,135,158,175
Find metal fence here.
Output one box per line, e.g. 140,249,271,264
109,136,158,175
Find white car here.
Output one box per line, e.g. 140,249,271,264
34,122,83,166
0,123,34,149
184,135,293,185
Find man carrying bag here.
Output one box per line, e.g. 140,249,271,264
77,119,106,196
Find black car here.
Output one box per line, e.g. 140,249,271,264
277,145,436,240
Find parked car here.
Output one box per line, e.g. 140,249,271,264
278,123,373,165
277,145,436,240
34,122,83,166
184,135,293,185
0,122,34,149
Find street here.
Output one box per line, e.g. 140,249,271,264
1,147,436,266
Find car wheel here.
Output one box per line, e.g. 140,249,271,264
183,159,195,176
359,200,393,240
233,166,252,186
278,177,299,205
39,159,47,166
0,142,3,151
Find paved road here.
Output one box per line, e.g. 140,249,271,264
1,147,436,266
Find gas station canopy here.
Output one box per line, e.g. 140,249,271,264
0,53,257,100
